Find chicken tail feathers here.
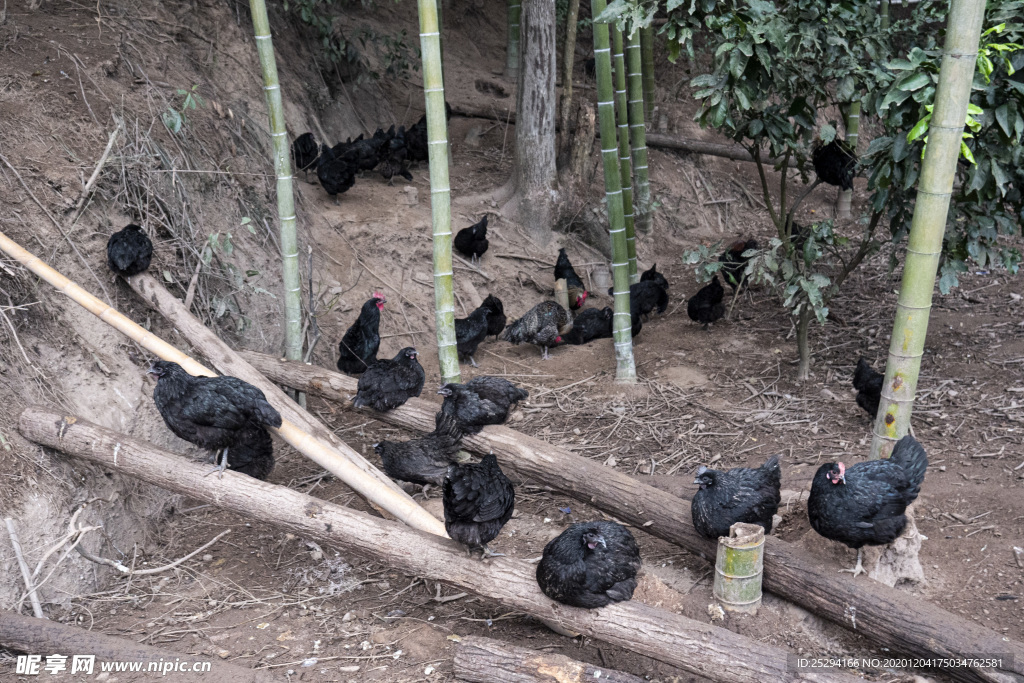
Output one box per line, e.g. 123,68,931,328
433,410,464,445
500,318,525,344
889,434,928,499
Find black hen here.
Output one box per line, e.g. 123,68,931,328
583,57,596,79
609,281,668,321
563,307,613,345
502,301,573,360
443,452,516,556
374,411,463,488
481,295,506,340
437,376,529,434
640,263,669,291
455,306,491,367
352,347,425,411
454,216,489,265
808,434,928,576
337,293,386,375
337,133,386,173
691,455,781,539
148,361,281,478
317,144,357,203
292,132,321,178
812,139,857,190
853,358,884,418
406,102,453,163
554,248,588,309
718,239,759,292
378,125,413,183
536,520,641,608
687,276,726,330
106,224,153,277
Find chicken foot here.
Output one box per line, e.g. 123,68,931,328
839,548,866,578
204,448,229,479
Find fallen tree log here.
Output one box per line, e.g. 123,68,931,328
0,610,271,682
240,352,1024,683
19,407,860,683
454,635,644,683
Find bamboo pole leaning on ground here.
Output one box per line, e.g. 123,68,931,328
0,231,445,538
19,407,862,683
454,636,645,683
240,352,1024,683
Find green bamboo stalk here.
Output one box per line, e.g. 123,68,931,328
249,0,302,368
640,26,655,120
418,0,461,385
626,31,651,234
869,0,986,459
611,27,637,282
835,101,860,219
506,0,522,78
880,0,890,30
593,0,636,383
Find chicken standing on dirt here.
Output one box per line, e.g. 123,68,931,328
808,434,928,577
437,377,529,434
853,357,884,418
316,144,357,203
536,521,641,608
610,281,668,321
640,263,669,291
454,216,489,265
501,301,573,360
106,224,152,277
292,132,321,179
481,294,506,340
687,276,725,330
562,307,613,345
148,360,282,479
554,248,589,309
691,455,781,539
719,239,759,292
352,347,425,412
443,452,515,557
374,412,464,491
337,293,385,375
455,306,491,367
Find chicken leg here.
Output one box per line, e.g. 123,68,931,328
480,545,505,558
541,346,550,360
839,548,866,577
469,355,479,368
205,448,229,479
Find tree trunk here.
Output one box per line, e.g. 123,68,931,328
835,102,860,219
418,0,461,385
611,28,637,282
625,31,651,234
796,306,811,381
557,97,596,196
248,0,303,368
640,27,655,120
558,0,581,157
19,408,862,683
870,0,985,458
454,636,645,682
240,351,1024,683
505,0,522,79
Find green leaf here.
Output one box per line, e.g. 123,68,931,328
162,270,173,283
819,124,836,144
960,141,976,165
906,115,931,143
594,0,627,24
994,103,1012,136
836,75,855,102
895,72,931,92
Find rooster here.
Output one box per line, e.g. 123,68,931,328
554,248,588,309
501,301,573,360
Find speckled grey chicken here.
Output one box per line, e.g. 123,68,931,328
536,521,641,608
352,347,425,412
374,412,464,489
443,452,516,557
437,376,529,434
501,301,573,360
691,454,781,539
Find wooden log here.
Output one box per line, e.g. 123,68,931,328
239,352,1024,683
126,273,446,538
454,635,645,683
19,407,860,683
0,610,271,682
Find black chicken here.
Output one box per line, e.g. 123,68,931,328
337,133,386,174
148,361,282,478
406,102,453,163
481,294,506,340
106,224,153,278
640,263,669,291
292,132,321,179
316,144,357,203
583,57,596,79
808,434,928,577
443,452,516,556
554,248,588,309
437,376,529,434
337,293,386,375
455,306,491,368
609,281,668,321
853,358,884,418
812,139,857,190
691,454,781,539
374,411,463,489
454,216,489,265
501,301,573,360
562,307,613,345
687,276,726,330
352,347,425,412
536,520,641,608
719,239,759,292
378,125,413,183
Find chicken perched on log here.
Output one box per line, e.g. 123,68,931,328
106,223,153,278
455,305,491,367
687,276,725,330
443,452,516,557
536,521,641,608
719,239,759,292
454,216,489,265
337,293,386,375
437,377,529,434
148,361,282,479
691,455,781,539
562,307,613,345
292,132,321,179
352,347,425,412
554,248,588,309
812,139,857,190
481,294,506,340
853,358,884,418
374,412,464,490
316,144,358,203
808,434,928,577
640,263,669,291
501,301,573,360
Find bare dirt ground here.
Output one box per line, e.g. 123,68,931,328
0,0,1022,682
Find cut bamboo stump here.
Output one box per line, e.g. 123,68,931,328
19,407,860,683
454,635,645,682
714,523,764,615
0,610,271,682
239,352,1024,683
